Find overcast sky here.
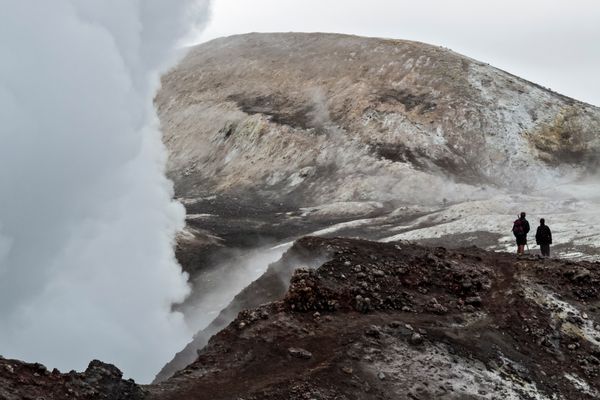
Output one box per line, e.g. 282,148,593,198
196,0,600,107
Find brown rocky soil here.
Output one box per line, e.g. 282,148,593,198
148,237,600,400
0,358,144,400
3,237,600,399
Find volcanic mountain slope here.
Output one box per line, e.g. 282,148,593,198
158,32,600,205
155,32,600,384
149,237,600,400
155,238,329,382
157,33,600,330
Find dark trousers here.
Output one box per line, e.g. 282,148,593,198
540,244,550,257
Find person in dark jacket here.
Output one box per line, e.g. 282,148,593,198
535,218,552,257
512,212,530,255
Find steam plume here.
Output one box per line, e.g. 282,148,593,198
0,0,210,382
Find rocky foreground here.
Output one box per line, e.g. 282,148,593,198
149,237,600,399
5,237,598,399
0,358,144,400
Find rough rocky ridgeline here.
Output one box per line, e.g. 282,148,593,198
149,237,600,399
0,358,144,400
3,237,600,399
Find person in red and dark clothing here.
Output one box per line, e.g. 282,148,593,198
535,218,552,257
512,212,530,255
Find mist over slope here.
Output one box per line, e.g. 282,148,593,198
158,32,599,206
153,32,600,382
157,32,600,283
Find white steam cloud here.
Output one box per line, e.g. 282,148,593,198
0,1,210,383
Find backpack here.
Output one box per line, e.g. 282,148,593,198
513,219,525,235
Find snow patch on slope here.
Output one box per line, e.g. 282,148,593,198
371,341,556,399
381,184,600,260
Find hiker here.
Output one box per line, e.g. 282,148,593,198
512,212,530,255
535,218,552,257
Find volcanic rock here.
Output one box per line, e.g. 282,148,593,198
146,237,600,400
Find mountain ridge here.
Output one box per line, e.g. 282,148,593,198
195,31,597,108
159,32,600,207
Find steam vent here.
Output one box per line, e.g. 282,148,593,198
3,29,600,400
